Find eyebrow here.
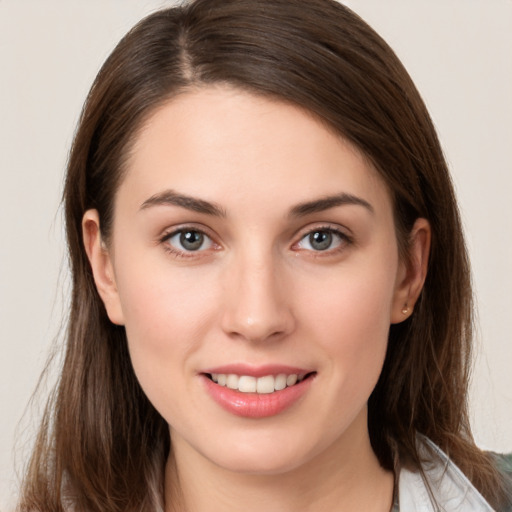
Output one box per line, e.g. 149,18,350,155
140,189,373,218
140,189,227,217
289,193,374,217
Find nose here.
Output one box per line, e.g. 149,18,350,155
220,252,295,343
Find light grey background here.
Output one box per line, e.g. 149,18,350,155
1,1,511,510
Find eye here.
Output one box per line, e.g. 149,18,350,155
295,228,348,252
164,229,214,253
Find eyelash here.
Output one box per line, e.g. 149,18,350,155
159,225,352,259
160,226,219,259
293,225,352,256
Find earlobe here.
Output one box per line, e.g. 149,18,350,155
391,218,431,324
82,210,125,325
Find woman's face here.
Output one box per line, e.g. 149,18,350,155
85,87,422,475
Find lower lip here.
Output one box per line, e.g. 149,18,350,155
202,375,314,418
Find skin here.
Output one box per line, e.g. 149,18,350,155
83,86,430,512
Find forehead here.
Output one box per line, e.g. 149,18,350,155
118,86,392,218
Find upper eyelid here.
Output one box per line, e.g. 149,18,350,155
159,223,216,241
293,223,352,240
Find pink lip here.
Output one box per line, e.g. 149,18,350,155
202,364,311,378
200,365,315,418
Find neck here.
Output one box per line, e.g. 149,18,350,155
164,412,394,512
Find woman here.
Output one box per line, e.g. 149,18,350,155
17,1,512,511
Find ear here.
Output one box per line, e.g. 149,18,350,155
82,209,125,325
391,218,431,324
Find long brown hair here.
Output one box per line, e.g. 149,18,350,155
18,1,509,510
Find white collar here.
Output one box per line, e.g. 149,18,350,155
399,436,495,511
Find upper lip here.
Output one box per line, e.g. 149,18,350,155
201,364,313,378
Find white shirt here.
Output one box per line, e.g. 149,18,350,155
399,436,495,511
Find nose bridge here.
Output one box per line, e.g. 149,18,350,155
221,244,294,342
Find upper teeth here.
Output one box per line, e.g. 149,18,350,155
211,373,302,394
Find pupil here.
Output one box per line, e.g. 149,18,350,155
310,231,332,251
180,231,203,251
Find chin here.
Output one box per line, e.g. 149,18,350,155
198,431,322,476
214,453,306,476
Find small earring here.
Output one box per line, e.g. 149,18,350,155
401,304,409,315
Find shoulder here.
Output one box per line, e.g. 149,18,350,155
489,452,512,477
489,452,512,511
397,437,511,511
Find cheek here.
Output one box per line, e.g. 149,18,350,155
112,254,220,406
116,246,218,340
301,254,398,377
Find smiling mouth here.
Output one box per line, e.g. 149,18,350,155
205,372,315,394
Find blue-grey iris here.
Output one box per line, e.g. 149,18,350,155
309,231,332,251
180,231,204,251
